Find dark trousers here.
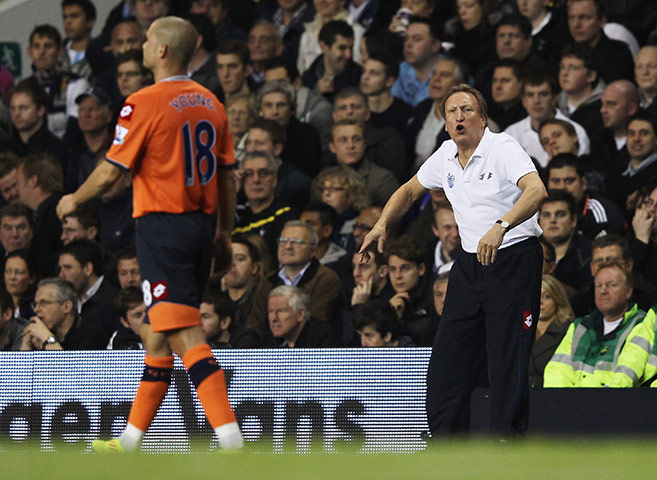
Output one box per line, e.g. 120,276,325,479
425,237,542,436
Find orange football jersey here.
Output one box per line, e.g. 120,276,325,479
107,77,235,217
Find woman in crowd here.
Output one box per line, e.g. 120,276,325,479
312,166,369,248
4,249,38,321
529,274,574,387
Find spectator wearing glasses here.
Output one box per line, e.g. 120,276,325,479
312,166,370,249
19,277,105,350
114,50,153,116
268,220,343,325
244,117,310,210
232,151,298,256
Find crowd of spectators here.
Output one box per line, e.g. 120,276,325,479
1,0,657,387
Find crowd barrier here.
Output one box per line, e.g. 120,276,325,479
1,349,655,453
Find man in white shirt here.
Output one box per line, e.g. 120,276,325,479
361,84,547,437
505,73,589,167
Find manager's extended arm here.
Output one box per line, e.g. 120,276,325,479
359,175,427,259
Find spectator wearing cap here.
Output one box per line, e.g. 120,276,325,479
64,87,113,191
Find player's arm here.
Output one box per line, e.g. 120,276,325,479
359,175,427,259
500,171,548,228
212,165,237,276
477,171,547,265
56,159,125,220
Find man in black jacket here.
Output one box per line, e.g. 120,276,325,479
19,277,106,350
566,0,634,83
301,20,361,103
0,80,69,174
267,285,338,347
58,239,117,341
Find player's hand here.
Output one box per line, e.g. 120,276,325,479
56,194,78,221
351,276,373,306
632,203,654,244
389,292,409,318
358,222,386,263
476,223,506,266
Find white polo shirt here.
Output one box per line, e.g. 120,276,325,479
417,128,542,253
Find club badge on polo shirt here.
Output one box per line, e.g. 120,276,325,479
447,173,455,188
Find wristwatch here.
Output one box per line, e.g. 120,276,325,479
43,335,57,349
496,219,510,231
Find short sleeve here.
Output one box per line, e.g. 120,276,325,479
498,134,537,185
106,95,152,170
416,145,448,190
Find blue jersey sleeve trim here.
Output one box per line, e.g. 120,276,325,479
105,156,131,171
217,163,236,170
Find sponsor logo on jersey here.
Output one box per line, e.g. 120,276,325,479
120,103,135,120
152,282,168,300
523,311,533,329
113,125,129,145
